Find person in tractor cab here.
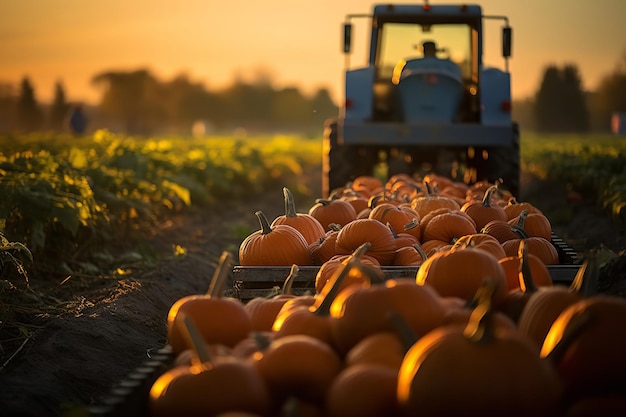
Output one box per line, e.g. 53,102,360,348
421,40,438,58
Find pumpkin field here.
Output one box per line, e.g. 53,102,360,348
0,130,625,416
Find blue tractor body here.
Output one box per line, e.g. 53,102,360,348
323,3,519,197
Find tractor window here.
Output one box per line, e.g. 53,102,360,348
377,23,473,82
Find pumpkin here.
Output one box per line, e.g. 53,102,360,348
309,225,341,265
451,233,507,260
344,331,407,370
508,209,552,241
481,218,527,243
308,197,357,230
251,334,343,405
244,265,299,332
498,240,553,291
151,316,271,417
461,185,508,230
273,251,378,347
497,240,549,323
393,243,427,266
271,187,326,245
330,275,446,355
421,210,477,244
502,236,559,265
397,280,563,417
339,189,370,214
419,207,476,236
517,255,601,350
410,182,461,219
167,252,252,354
314,243,381,294
239,211,312,266
368,203,420,236
541,295,626,403
325,363,400,417
351,175,384,195
503,198,543,220
334,218,397,265
415,246,508,305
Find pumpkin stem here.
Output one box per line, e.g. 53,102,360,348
328,223,342,231
255,210,274,235
283,187,298,218
281,264,299,295
387,311,419,354
481,185,498,207
424,181,433,196
313,258,362,316
403,218,420,233
411,243,428,262
368,194,383,209
542,310,594,364
179,314,212,364
511,209,530,239
518,240,538,293
463,280,497,344
387,222,399,238
314,198,332,206
569,250,600,297
206,251,234,297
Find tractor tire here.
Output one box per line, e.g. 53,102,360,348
323,119,354,197
323,119,379,197
486,124,520,197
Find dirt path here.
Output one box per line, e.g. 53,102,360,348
0,173,623,416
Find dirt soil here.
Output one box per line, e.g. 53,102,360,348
0,171,624,417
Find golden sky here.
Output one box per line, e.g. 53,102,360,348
1,0,625,104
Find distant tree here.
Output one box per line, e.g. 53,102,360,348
561,64,589,132
16,77,44,131
589,51,626,131
273,87,310,127
534,64,589,133
92,69,164,134
49,80,70,131
0,83,16,132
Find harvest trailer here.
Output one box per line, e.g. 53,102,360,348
323,2,519,197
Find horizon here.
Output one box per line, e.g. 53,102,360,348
1,0,625,105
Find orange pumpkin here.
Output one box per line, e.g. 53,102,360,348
239,211,312,266
461,185,508,230
416,247,508,305
167,252,252,354
330,277,446,355
308,197,357,230
451,233,507,260
271,187,326,245
397,280,563,417
334,218,397,265
368,203,420,236
421,210,477,244
251,334,343,405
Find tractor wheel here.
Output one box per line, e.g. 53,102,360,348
485,124,520,197
323,119,355,197
323,120,381,196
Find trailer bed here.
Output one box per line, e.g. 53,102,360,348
226,234,581,301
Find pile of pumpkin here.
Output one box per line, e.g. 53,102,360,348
150,174,626,417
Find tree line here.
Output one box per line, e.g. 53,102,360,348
2,52,626,135
0,69,338,135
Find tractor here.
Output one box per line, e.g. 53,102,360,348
323,2,519,197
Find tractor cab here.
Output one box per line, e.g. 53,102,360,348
342,3,512,125
324,2,519,199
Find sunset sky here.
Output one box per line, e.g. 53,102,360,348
1,0,625,105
